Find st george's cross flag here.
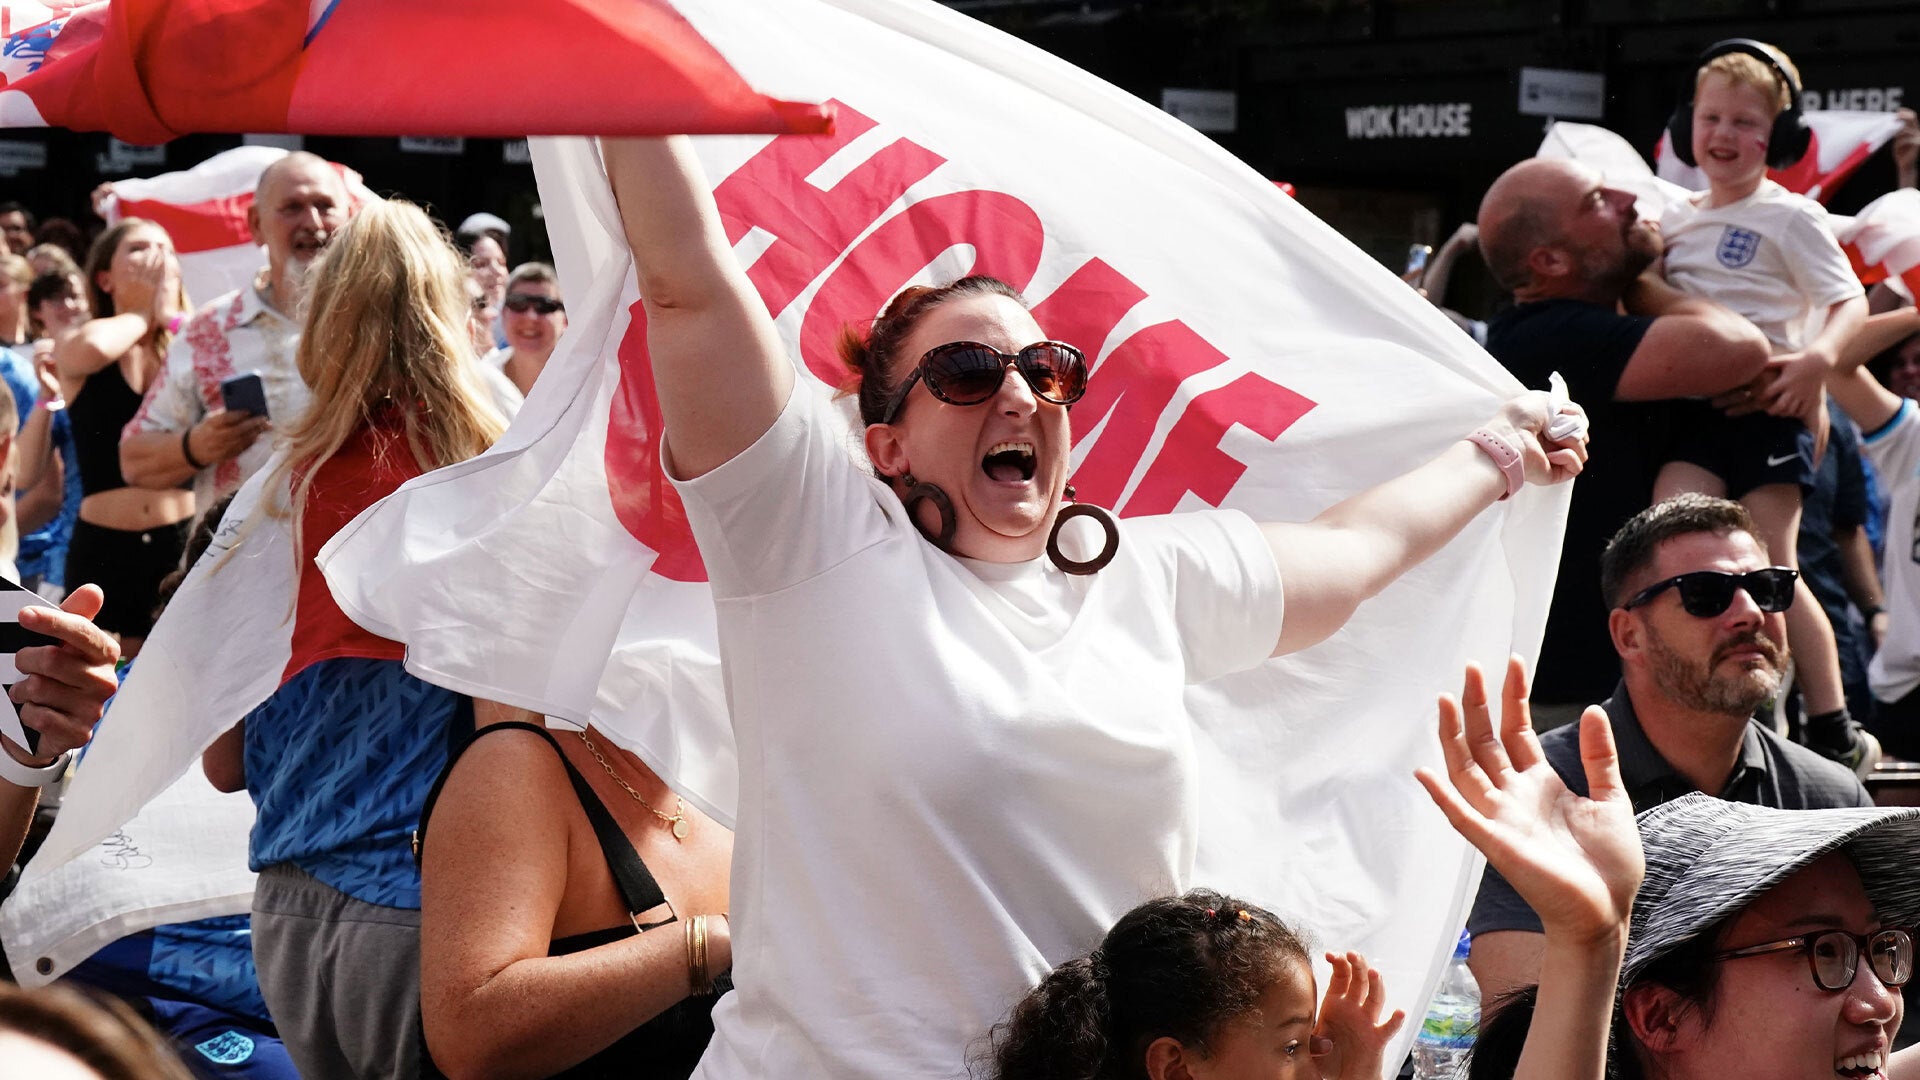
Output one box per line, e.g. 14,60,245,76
1655,109,1906,204
27,2,1569,1071
98,144,378,306
0,0,830,143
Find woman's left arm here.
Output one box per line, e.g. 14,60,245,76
1262,391,1587,656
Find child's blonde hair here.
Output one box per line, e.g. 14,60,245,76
1696,45,1799,116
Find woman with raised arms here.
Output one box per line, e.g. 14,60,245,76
600,135,1589,1079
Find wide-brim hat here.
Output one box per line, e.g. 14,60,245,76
1623,793,1920,987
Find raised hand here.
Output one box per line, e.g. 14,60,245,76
1415,658,1643,943
1310,950,1405,1080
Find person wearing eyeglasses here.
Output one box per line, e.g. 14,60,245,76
1469,493,1873,1004
1443,706,1920,1080
598,136,1590,1079
1609,795,1920,1080
483,262,567,401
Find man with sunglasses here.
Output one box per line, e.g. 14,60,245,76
1470,493,1871,1002
483,262,567,403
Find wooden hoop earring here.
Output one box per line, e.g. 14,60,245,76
1047,502,1119,575
901,473,957,552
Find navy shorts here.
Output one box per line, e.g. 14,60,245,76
1665,401,1816,497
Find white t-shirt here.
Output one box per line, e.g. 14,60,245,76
128,285,306,507
1861,400,1920,702
673,383,1284,1079
474,347,524,419
1661,179,1863,351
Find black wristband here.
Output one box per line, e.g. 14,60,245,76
1808,708,1852,728
180,426,207,470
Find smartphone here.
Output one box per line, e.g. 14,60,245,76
1405,243,1432,278
220,371,269,419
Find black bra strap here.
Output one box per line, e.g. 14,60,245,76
415,720,673,928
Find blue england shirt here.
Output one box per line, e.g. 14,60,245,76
244,656,464,909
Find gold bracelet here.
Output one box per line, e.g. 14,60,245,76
685,919,701,995
689,915,711,995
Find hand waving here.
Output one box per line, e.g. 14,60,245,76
1415,658,1643,943
1310,950,1405,1080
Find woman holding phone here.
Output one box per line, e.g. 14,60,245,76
56,219,192,651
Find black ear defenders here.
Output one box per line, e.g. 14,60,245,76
1666,38,1811,170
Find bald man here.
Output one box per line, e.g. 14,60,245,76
1476,157,1771,721
121,152,353,504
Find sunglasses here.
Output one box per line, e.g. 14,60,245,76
1711,928,1914,992
503,293,564,315
879,341,1088,425
1619,567,1798,618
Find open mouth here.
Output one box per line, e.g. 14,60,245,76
1837,1051,1886,1078
982,441,1036,483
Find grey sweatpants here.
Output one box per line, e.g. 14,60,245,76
251,863,423,1080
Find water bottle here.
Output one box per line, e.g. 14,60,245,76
1412,930,1480,1080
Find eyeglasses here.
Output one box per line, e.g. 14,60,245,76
1711,928,1913,992
503,293,564,315
1619,567,1798,618
879,341,1088,425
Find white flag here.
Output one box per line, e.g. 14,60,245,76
317,1,1568,1069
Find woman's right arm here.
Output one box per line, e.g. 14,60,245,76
1417,659,1643,1080
600,137,792,480
419,729,729,1080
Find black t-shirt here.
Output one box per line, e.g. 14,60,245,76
1485,300,1669,705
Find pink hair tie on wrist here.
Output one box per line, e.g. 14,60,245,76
166,313,184,335
1467,428,1526,500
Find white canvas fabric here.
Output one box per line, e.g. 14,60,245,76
317,1,1570,1072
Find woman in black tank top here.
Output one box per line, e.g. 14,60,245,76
56,219,193,651
416,718,733,1078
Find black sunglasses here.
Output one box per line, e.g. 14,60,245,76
1712,928,1914,992
503,292,564,315
879,341,1088,425
1620,567,1798,618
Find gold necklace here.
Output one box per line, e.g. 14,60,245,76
575,731,691,841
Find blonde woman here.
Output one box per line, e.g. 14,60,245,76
199,200,505,1080
56,220,190,649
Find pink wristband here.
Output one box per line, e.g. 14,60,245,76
1467,428,1526,500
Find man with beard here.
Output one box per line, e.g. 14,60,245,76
1468,494,1869,999
1477,158,1773,731
119,152,351,507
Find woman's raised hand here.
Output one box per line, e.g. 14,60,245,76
1311,950,1405,1080
1415,658,1642,944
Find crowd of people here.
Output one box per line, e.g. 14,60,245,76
0,31,1916,1080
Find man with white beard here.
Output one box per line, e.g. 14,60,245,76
120,152,352,507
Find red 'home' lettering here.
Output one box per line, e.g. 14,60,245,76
713,100,945,319
1028,257,1148,362
607,106,1319,573
797,189,1047,384
607,301,705,581
1068,319,1228,509
1121,372,1316,515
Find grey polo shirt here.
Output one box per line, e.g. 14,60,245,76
1466,681,1872,937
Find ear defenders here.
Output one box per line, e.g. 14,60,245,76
1665,38,1811,170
